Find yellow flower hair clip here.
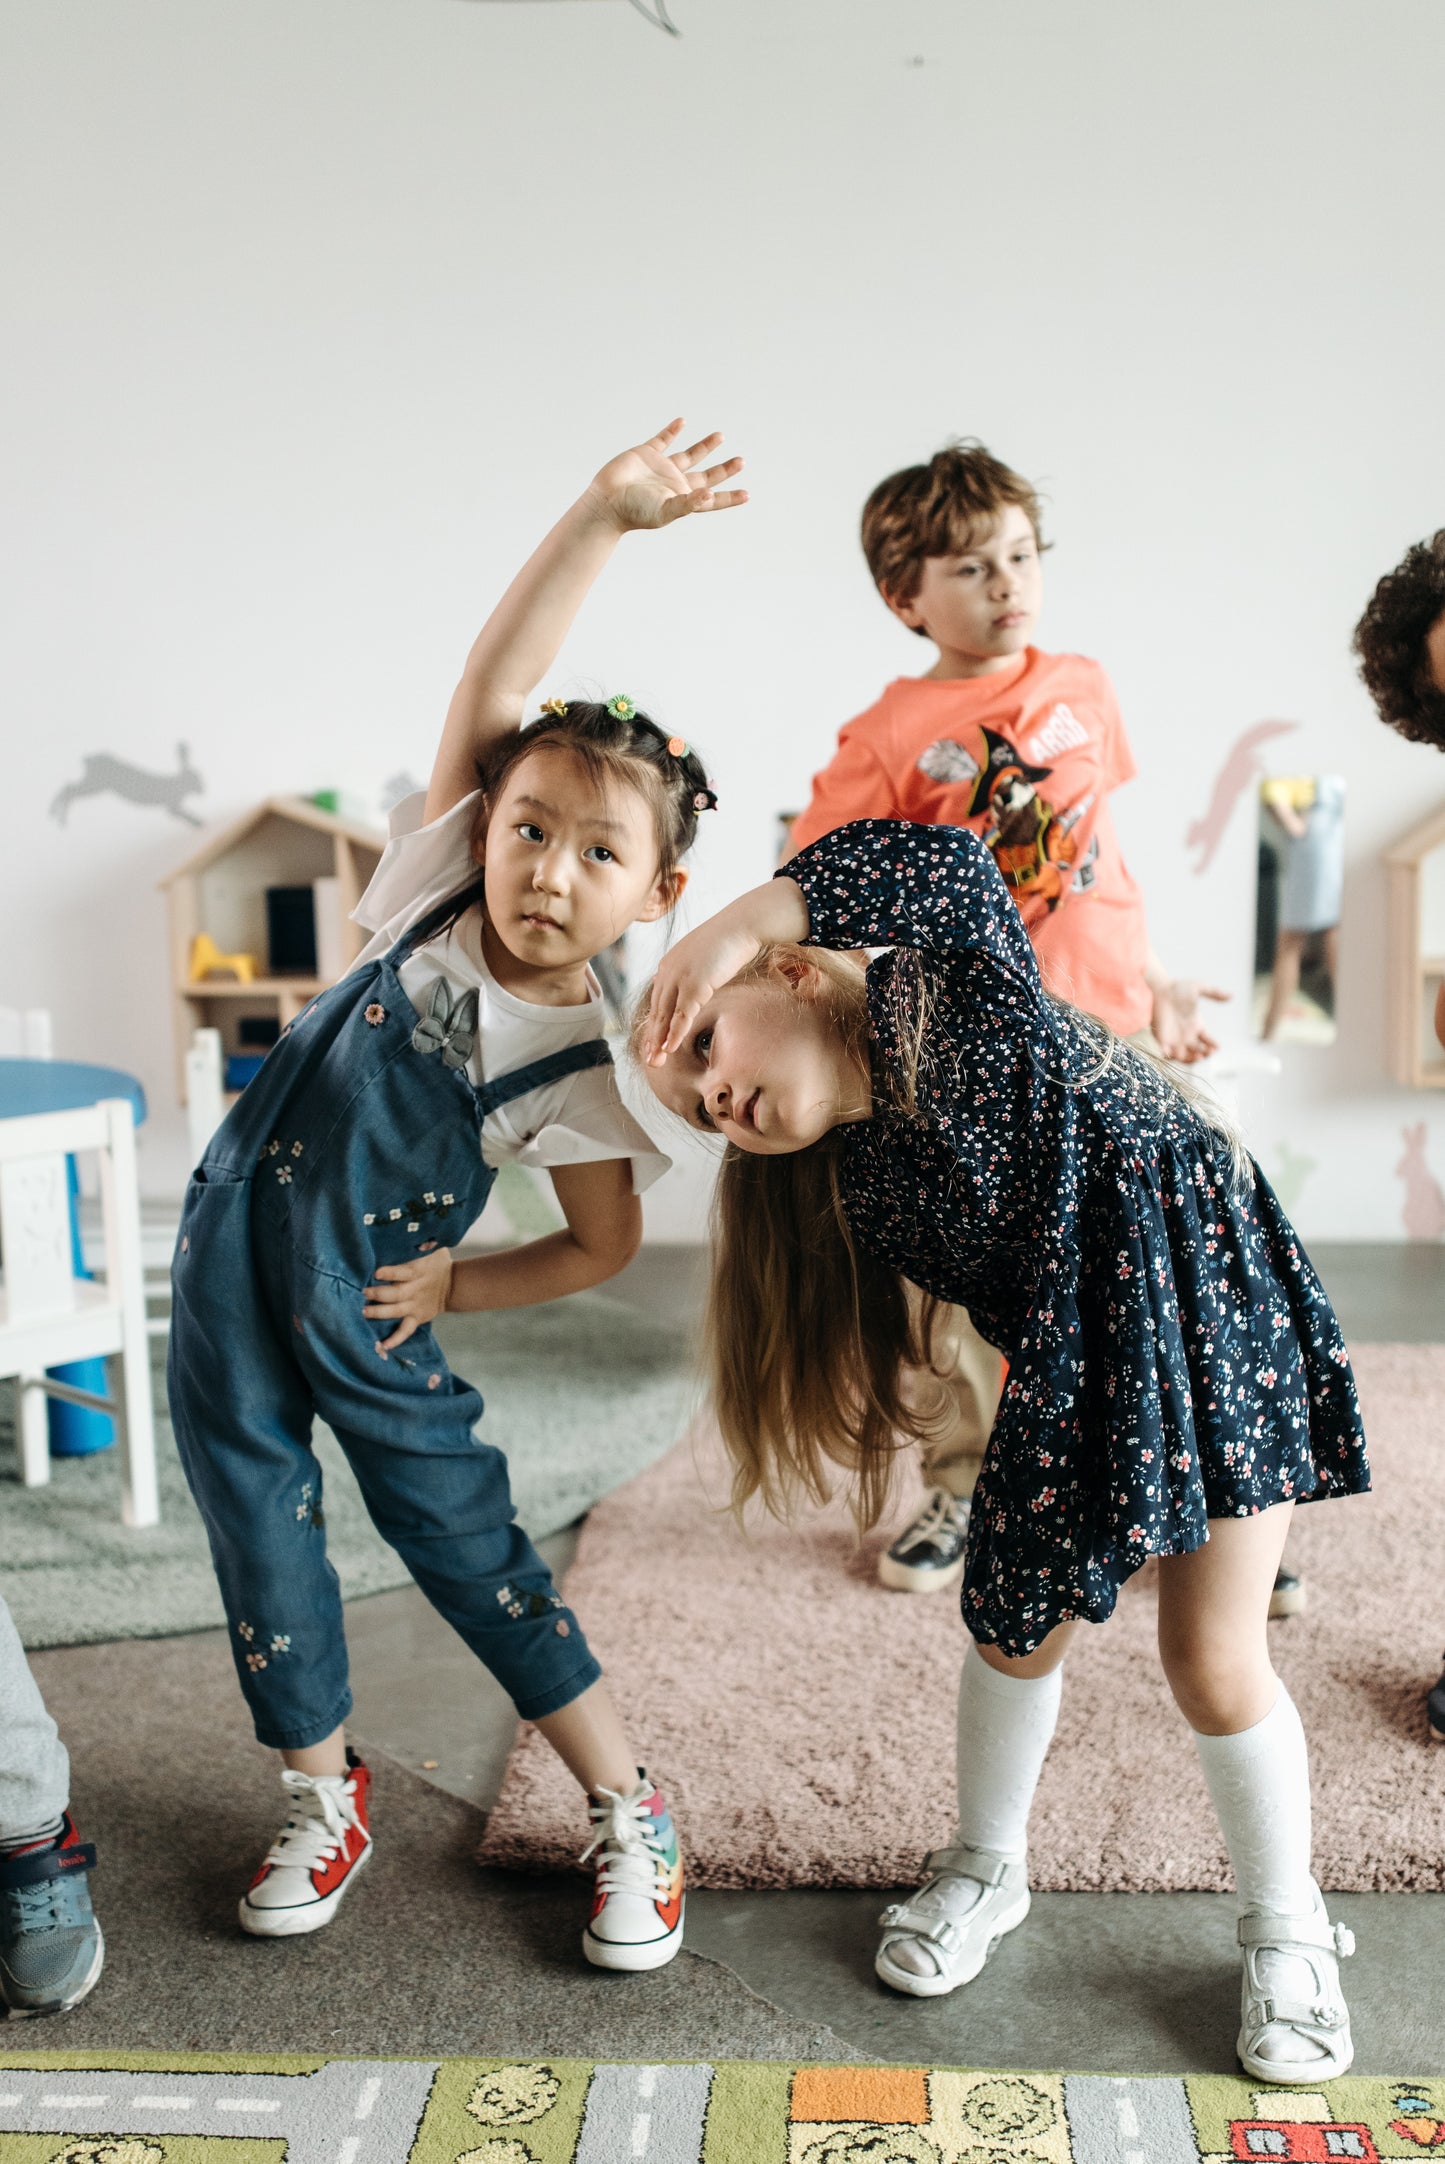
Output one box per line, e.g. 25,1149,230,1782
539,697,569,718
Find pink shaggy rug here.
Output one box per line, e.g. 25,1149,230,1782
478,1343,1445,1893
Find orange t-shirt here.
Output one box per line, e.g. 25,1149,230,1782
789,649,1152,1036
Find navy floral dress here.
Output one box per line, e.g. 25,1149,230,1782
784,820,1368,1656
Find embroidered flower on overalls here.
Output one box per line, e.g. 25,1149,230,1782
290,1140,303,1157
389,1208,402,1221
270,1634,291,1654
267,1139,280,1156
427,1372,441,1389
238,1621,254,1641
411,978,479,1070
365,1003,386,1026
406,1220,420,1232
275,1164,292,1185
364,1212,376,1225
442,1192,455,1207
496,1587,513,1606
245,1651,268,1672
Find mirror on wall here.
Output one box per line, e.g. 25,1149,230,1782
1253,774,1345,1045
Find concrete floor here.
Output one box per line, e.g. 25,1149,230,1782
336,1240,1445,2075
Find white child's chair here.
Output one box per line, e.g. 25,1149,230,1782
0,1098,160,1528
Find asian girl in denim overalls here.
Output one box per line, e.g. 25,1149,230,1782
163,414,747,1971
169,878,606,1748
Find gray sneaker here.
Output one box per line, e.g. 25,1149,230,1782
878,1487,972,1593
0,1815,105,2018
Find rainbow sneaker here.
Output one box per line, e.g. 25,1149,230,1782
581,1774,684,1972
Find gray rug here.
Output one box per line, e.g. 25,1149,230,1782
1,1293,698,1650
23,1629,853,2061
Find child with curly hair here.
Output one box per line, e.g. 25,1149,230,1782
1354,525,1445,1741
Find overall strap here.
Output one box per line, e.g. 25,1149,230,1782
475,1037,613,1120
384,874,489,969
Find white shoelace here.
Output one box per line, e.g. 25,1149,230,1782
264,1771,360,1876
904,1488,969,1546
580,1785,670,1899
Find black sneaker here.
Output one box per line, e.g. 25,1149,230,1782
878,1487,972,1593
1268,1566,1307,1619
1429,1659,1445,1744
0,1814,104,2018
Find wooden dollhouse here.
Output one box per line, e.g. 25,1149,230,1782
161,797,385,1106
1383,798,1445,1088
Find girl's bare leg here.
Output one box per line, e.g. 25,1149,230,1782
281,1685,637,1796
535,1678,639,1795
975,1619,1078,1679
1157,1502,1352,2080
282,1726,348,1777
1155,1503,1293,1732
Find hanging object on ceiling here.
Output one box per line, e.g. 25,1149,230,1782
461,0,679,33
50,743,205,827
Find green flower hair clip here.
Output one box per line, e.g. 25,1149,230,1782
606,693,637,722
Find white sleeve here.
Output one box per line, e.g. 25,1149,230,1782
514,1064,672,1196
349,791,481,963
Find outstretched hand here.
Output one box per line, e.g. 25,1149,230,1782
1151,979,1231,1064
587,419,747,535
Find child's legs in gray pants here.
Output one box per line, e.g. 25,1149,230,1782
0,1593,69,1840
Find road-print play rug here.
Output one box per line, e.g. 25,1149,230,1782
3,2055,1443,2164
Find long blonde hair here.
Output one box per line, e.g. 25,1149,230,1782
641,943,1246,1534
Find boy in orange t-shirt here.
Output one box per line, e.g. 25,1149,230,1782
785,442,1238,1596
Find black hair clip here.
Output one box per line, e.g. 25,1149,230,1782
692,788,719,813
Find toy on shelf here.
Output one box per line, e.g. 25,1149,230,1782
188,933,258,985
162,796,384,1108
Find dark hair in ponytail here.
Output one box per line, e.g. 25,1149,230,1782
469,699,716,892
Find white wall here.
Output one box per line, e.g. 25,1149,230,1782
4,0,1444,1240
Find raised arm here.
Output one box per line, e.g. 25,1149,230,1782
425,420,746,822
786,819,1040,975
643,819,1040,1065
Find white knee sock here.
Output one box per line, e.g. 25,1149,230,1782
884,1644,1062,1981
1192,1685,1316,1915
955,1641,1064,1860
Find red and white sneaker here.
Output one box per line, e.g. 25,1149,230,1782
239,1750,372,1938
580,1775,685,1973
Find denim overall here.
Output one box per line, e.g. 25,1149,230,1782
169,885,607,1750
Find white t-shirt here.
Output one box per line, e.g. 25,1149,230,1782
351,792,668,1195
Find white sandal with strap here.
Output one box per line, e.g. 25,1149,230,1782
1236,1886,1355,2083
875,1842,1030,1998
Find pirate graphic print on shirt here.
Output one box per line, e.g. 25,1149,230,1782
917,723,1099,911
